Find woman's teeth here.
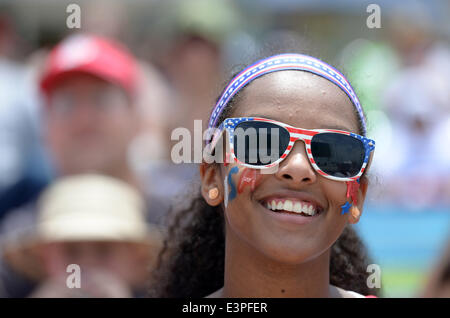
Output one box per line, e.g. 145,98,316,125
265,200,317,216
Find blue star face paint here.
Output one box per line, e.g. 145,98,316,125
340,201,352,214
227,166,239,205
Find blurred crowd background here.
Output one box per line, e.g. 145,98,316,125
0,0,449,297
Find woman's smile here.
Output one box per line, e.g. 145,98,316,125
255,189,326,226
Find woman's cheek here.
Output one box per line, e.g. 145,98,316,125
223,166,263,208
321,180,346,213
237,168,263,194
222,166,263,233
320,181,350,237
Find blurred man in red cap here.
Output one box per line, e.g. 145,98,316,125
0,33,168,297
40,33,139,183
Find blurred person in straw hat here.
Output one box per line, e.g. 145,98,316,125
0,33,170,297
2,174,164,298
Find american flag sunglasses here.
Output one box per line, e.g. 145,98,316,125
208,117,375,182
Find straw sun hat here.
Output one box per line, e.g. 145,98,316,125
2,174,165,281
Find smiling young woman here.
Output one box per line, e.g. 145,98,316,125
150,53,379,298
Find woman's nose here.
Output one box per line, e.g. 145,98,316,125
275,141,317,185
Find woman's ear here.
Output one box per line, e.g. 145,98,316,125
199,162,224,206
349,177,369,224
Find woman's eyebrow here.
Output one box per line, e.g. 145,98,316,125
244,114,283,121
324,125,354,132
243,114,353,131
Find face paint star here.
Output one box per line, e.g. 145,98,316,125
340,201,352,215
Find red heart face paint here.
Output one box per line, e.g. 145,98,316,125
238,168,262,193
345,180,360,205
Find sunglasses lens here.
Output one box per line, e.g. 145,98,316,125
311,133,365,178
233,121,290,166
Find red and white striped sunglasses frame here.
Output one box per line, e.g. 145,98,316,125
208,117,375,182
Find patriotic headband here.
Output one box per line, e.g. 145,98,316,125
208,53,366,135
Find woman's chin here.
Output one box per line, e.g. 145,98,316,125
252,239,322,265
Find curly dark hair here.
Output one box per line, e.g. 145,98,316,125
149,49,379,298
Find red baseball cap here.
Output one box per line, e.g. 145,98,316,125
40,33,137,97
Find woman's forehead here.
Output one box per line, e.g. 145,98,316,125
231,71,359,132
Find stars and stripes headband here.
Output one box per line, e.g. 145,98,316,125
208,53,366,135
